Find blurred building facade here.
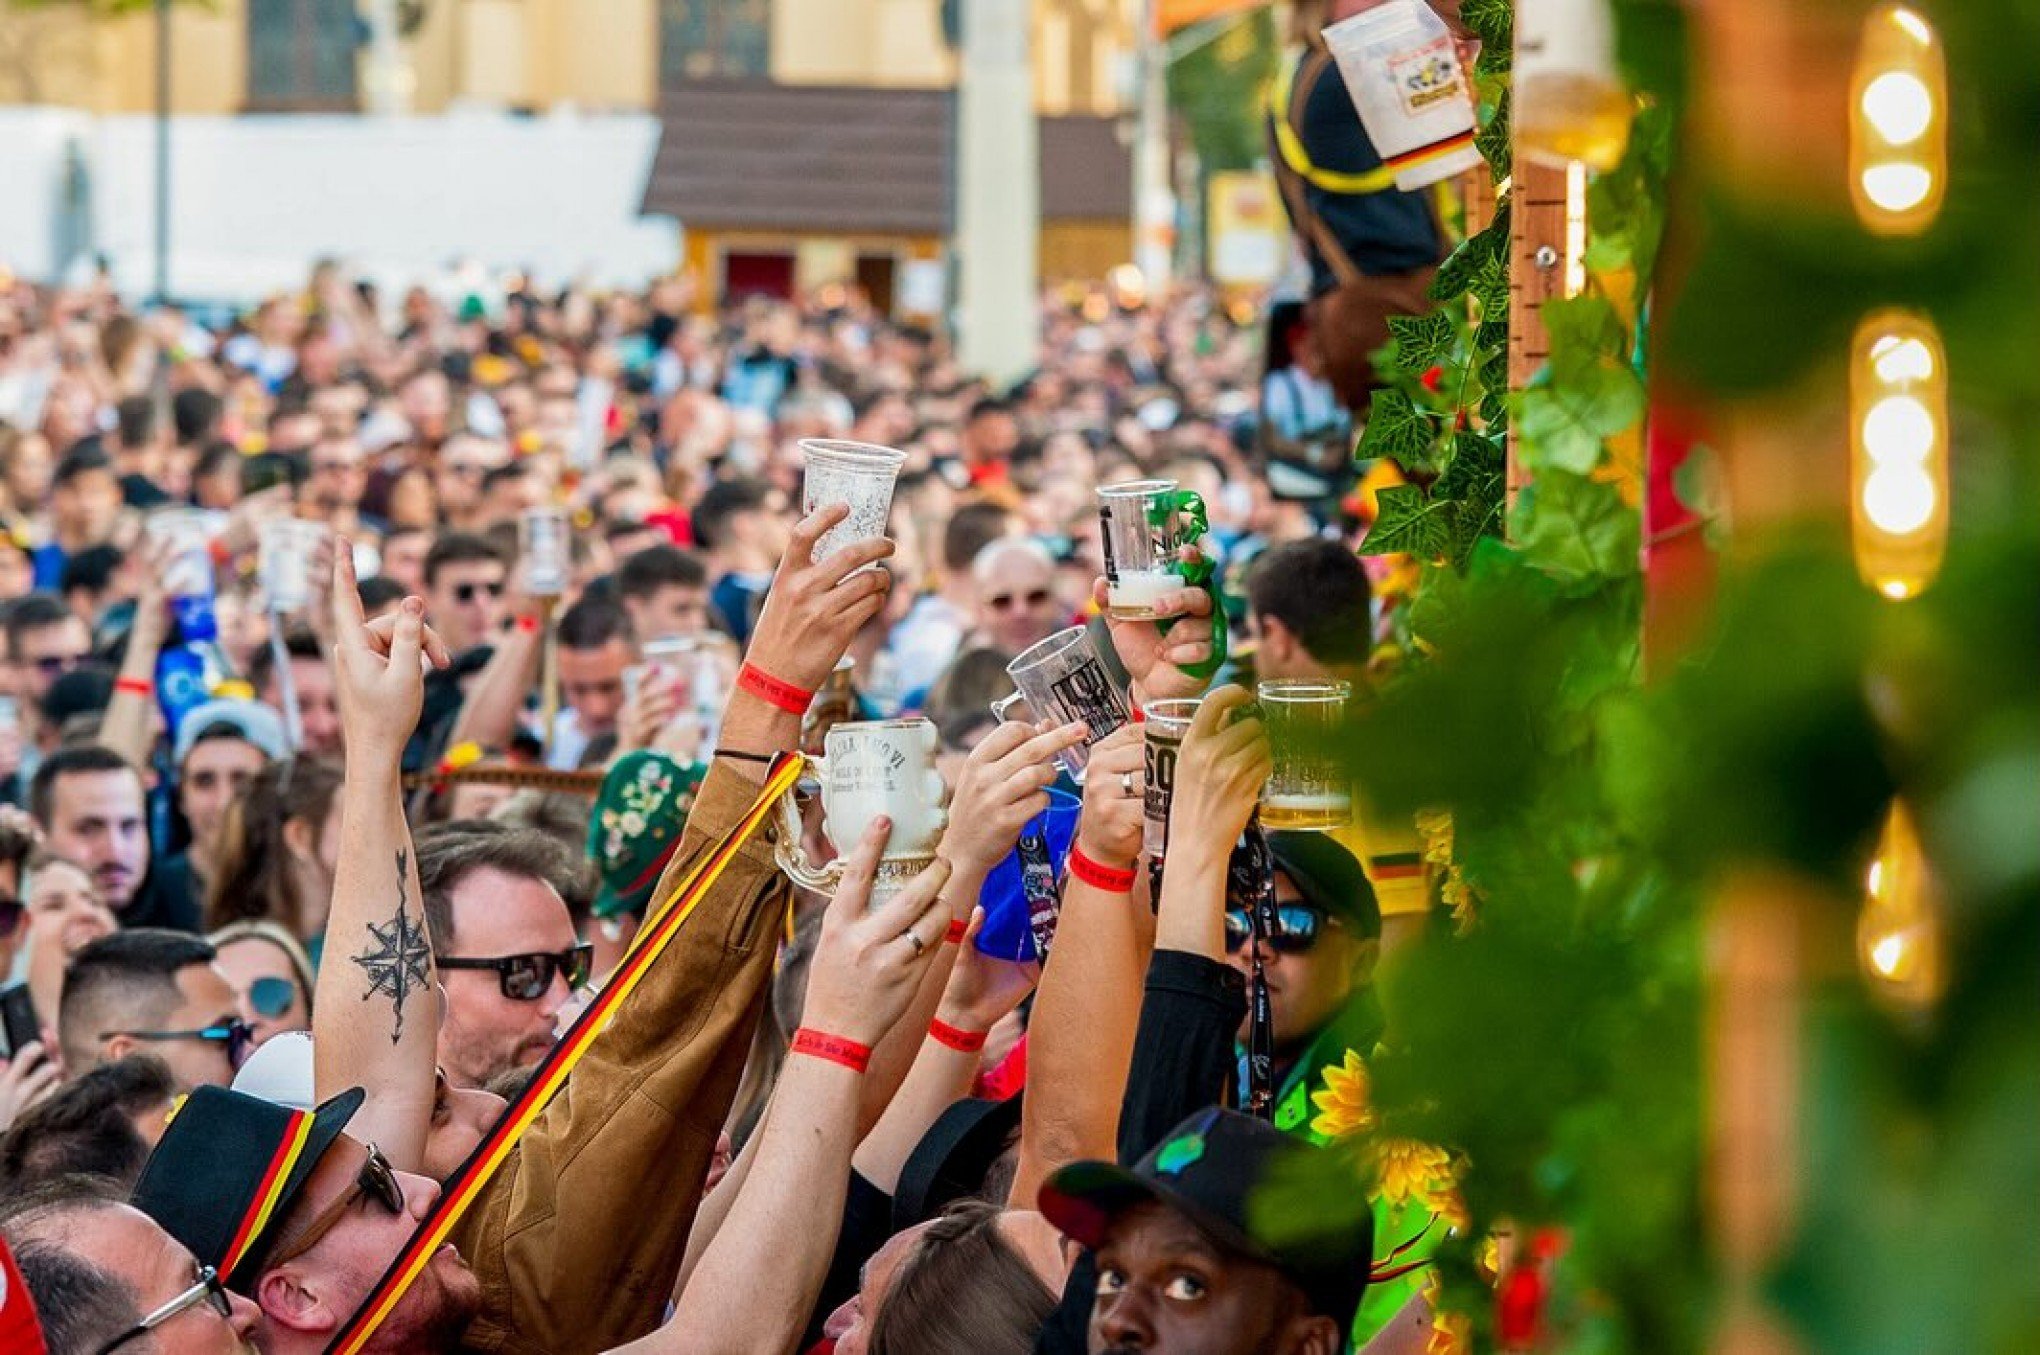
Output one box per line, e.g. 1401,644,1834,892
0,0,1141,305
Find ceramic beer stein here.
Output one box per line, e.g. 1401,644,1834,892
776,718,949,903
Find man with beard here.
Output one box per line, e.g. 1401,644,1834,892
32,745,196,931
132,1084,481,1353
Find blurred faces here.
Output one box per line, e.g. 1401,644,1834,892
380,530,432,596
52,465,122,543
306,436,367,516
212,933,310,1046
24,856,114,1020
40,765,150,913
14,615,91,701
434,436,508,523
177,736,268,861
436,868,579,1090
425,558,508,654
623,583,709,643
973,541,1062,657
558,638,631,738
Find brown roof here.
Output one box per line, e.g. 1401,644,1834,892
1038,115,1133,220
643,79,954,235
643,81,1132,234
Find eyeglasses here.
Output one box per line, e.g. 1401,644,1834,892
1223,904,1341,956
249,975,298,1019
267,1142,405,1268
436,944,592,1002
451,580,505,604
30,652,87,676
94,1262,235,1354
988,588,1052,613
100,1017,255,1070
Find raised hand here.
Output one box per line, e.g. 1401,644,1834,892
1167,685,1270,852
745,505,893,694
939,719,1088,878
938,909,1040,1036
1093,571,1216,704
331,539,451,772
800,817,955,1050
1075,722,1145,870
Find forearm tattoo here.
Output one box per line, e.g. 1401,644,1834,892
350,850,432,1044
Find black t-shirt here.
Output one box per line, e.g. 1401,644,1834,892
1274,49,1446,297
801,1169,896,1349
1034,950,1248,1353
120,859,203,933
120,473,172,509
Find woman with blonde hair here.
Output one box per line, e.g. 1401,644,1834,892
207,918,317,1047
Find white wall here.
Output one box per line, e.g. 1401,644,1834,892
0,107,679,302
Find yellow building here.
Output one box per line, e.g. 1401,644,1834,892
0,0,1140,300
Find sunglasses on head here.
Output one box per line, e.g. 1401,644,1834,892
436,944,593,1002
248,975,299,1019
100,1017,256,1070
268,1142,405,1268
93,1262,234,1355
1223,904,1340,956
989,588,1052,613
452,580,505,604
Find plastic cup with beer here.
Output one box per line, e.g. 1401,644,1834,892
1141,698,1203,867
1257,679,1353,831
1097,480,1210,621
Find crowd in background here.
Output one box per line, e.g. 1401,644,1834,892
0,257,1442,1355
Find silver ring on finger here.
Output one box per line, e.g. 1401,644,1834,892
903,928,927,958
1120,770,1136,799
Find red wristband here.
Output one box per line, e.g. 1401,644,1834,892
944,917,967,945
515,613,541,634
115,676,154,697
1068,844,1137,893
790,1027,870,1073
928,1018,988,1053
739,662,814,715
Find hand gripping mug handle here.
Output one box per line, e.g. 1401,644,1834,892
1149,489,1228,682
773,755,846,894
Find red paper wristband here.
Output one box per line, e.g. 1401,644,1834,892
944,917,968,945
790,1028,870,1074
1068,844,1137,893
928,1019,988,1053
514,613,541,634
739,662,815,715
114,676,154,697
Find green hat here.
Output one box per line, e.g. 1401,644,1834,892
587,752,705,919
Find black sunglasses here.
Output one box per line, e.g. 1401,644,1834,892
31,653,86,676
0,894,21,934
94,1263,234,1354
436,944,592,1002
249,975,299,1019
452,580,505,604
101,1017,255,1069
1223,904,1340,956
989,588,1052,612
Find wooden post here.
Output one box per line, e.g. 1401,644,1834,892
1505,159,1573,506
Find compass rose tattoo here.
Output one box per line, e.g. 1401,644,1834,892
351,850,431,1044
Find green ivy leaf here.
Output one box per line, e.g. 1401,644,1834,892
1514,364,1647,475
1388,310,1461,378
1476,88,1512,176
1510,471,1641,588
1430,206,1511,305
1438,434,1507,567
1356,388,1441,475
1361,484,1457,561
1541,295,1629,363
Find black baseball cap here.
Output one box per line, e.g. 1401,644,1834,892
1039,1107,1373,1335
1270,831,1382,939
130,1084,365,1291
893,1095,1024,1233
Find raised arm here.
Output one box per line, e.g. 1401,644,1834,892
443,566,546,752
313,542,452,1171
1012,720,1151,1207
98,542,171,770
646,823,953,1355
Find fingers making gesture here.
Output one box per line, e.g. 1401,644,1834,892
330,540,452,771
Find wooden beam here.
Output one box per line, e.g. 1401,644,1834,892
1505,158,1572,503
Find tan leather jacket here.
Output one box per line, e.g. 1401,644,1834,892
451,762,790,1354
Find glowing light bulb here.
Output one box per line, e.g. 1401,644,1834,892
1862,465,1936,535
1860,71,1933,145
1861,163,1934,213
1856,798,1944,1011
1869,335,1934,384
1869,933,1907,978
1888,6,1932,44
1862,395,1935,466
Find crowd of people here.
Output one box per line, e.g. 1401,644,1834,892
0,247,1446,1355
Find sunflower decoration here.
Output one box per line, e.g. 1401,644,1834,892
1415,807,1479,934
1308,1048,1379,1141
